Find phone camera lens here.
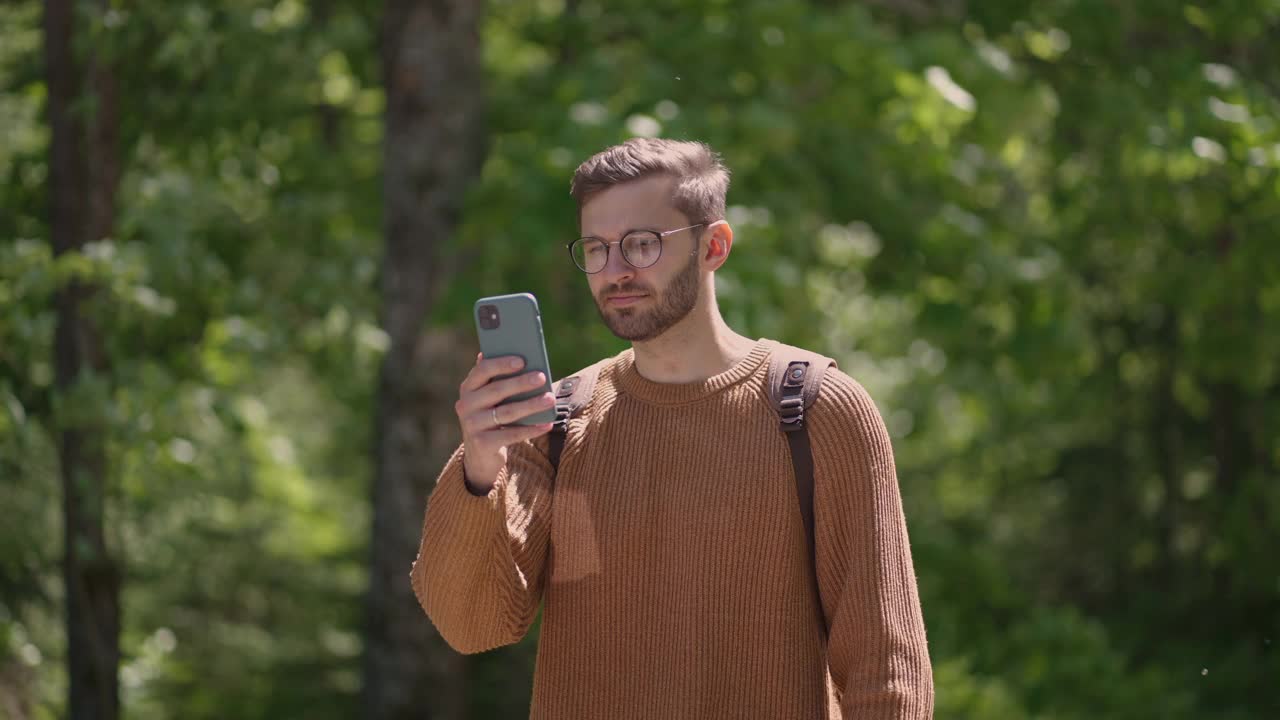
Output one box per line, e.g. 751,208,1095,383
479,304,501,330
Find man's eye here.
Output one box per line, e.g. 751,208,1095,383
586,244,606,255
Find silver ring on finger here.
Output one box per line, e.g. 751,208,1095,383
492,406,502,429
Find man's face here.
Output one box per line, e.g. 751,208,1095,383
579,175,704,342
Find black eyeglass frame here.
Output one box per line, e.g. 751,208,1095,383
567,222,710,274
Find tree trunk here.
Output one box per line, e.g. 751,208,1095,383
364,1,486,718
45,0,121,717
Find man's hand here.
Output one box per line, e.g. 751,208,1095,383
455,352,555,493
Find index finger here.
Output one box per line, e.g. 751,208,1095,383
461,353,527,392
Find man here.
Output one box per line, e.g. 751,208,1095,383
410,138,934,718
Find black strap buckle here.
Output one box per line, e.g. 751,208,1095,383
779,362,808,432
783,362,808,388
556,377,579,398
552,376,580,432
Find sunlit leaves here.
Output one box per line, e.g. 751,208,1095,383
3,0,1278,716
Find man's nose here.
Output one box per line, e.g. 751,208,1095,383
600,243,635,285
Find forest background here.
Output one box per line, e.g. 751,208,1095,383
2,0,1278,718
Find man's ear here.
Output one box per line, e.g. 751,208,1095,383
702,220,733,270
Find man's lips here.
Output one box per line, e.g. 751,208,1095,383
605,294,647,306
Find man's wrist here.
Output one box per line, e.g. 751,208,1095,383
462,469,496,496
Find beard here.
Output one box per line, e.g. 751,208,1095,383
595,251,702,342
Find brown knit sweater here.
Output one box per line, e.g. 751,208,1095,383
410,338,933,719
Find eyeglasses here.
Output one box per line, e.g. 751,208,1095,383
568,223,707,274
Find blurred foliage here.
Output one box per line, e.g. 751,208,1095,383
2,0,1278,718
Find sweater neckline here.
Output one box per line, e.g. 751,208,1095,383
612,338,772,406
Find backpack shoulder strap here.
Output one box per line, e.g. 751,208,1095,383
765,341,837,586
547,359,608,471
766,342,835,426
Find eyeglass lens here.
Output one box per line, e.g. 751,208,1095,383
573,231,662,273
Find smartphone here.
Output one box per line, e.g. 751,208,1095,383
474,292,556,426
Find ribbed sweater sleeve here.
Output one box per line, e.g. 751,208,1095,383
809,371,934,719
408,433,555,654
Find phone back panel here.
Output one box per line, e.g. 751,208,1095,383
474,293,556,425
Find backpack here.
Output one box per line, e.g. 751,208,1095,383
546,342,836,578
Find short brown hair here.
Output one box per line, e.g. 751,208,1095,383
570,138,731,223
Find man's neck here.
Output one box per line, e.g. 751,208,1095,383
630,310,757,384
